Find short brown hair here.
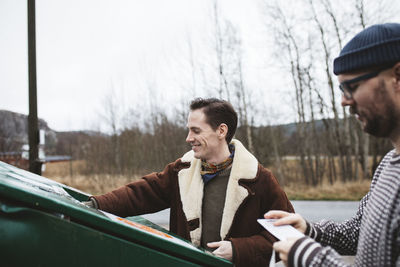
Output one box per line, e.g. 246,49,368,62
190,98,237,144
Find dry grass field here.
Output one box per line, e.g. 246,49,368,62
283,180,370,200
42,160,140,195
43,160,371,200
266,156,372,200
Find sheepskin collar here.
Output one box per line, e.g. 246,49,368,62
178,139,258,246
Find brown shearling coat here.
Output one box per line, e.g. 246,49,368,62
93,139,294,266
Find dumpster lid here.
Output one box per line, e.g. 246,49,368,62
0,161,231,266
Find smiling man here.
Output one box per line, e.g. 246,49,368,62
89,98,293,266
265,23,400,267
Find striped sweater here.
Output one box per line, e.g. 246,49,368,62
288,149,400,267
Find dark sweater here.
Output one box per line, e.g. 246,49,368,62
201,166,232,249
288,150,400,266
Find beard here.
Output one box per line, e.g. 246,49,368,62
363,110,396,137
360,80,398,138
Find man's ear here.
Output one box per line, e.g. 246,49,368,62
394,62,400,87
218,124,228,140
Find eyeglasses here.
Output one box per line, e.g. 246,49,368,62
339,66,393,100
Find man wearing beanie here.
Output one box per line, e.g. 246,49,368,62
264,23,400,266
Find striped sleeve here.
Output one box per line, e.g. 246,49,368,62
287,150,400,267
304,221,320,239
288,237,352,267
306,188,370,255
305,150,393,256
288,237,322,267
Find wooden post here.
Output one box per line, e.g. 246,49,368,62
28,0,41,175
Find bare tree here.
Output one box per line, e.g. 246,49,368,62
101,86,122,174
259,0,399,186
212,0,230,101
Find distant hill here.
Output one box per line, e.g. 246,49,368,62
0,109,52,144
0,110,103,158
254,118,329,137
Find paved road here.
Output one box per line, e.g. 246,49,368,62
141,200,360,227
291,200,359,222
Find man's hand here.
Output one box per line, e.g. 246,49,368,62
273,238,299,266
207,241,233,261
81,201,94,208
81,198,98,209
264,210,307,234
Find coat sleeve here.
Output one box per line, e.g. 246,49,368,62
230,166,294,267
92,159,185,217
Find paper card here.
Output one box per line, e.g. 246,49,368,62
257,219,304,240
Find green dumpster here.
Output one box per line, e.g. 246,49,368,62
0,161,232,267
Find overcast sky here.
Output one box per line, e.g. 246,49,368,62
1,0,399,132
1,0,277,132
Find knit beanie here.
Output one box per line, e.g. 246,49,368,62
333,23,400,75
